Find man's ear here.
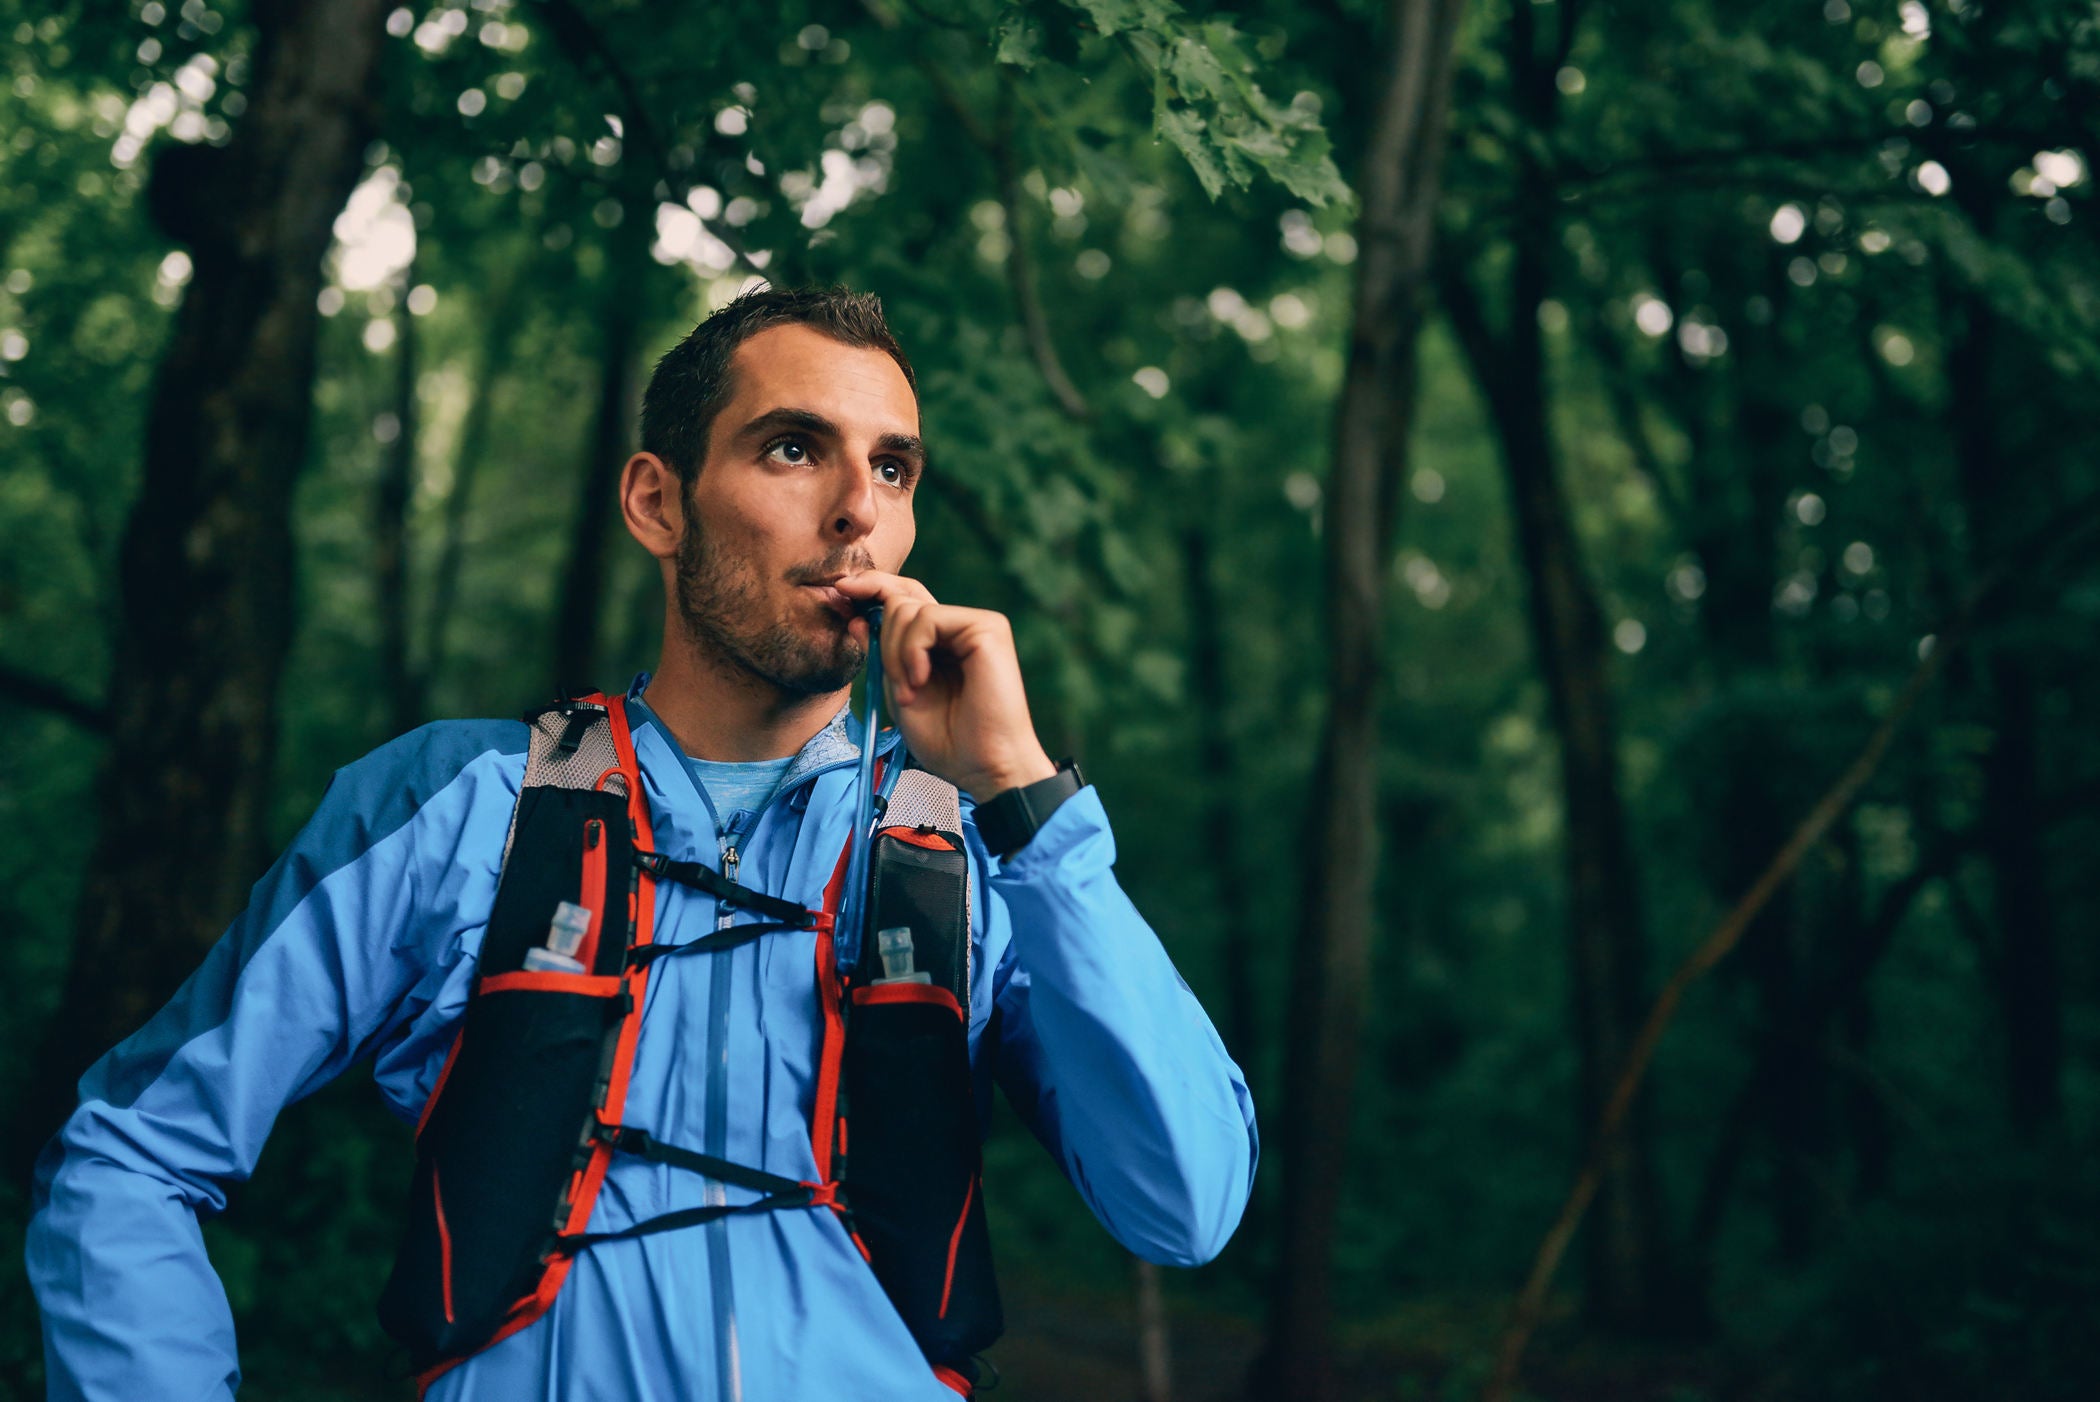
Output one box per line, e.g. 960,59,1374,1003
620,451,684,560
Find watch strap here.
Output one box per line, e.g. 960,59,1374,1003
975,759,1085,858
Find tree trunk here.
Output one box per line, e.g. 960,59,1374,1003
1182,521,1269,1262
1435,0,1677,1321
1683,338,1835,1265
1980,654,2058,1131
551,218,650,695
1135,1256,1172,1402
12,0,389,1169
422,276,525,699
1182,526,1258,1067
1442,191,1671,1331
1502,317,1667,1331
1948,295,2062,1134
1623,235,1857,1288
1259,0,1466,1395
375,267,420,739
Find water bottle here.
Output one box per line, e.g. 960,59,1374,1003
871,925,931,985
522,900,592,973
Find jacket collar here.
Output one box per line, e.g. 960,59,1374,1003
621,671,900,835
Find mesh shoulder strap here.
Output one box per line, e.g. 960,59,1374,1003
884,765,961,831
500,703,629,869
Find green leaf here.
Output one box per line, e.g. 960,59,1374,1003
993,8,1045,69
1162,33,1232,101
1049,0,1353,206
1068,0,1179,39
1156,104,1225,199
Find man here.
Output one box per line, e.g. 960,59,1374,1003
26,286,1257,1400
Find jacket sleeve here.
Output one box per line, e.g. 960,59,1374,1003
23,723,519,1402
973,785,1258,1267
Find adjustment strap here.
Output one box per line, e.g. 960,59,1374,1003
633,849,816,927
593,1123,812,1197
625,920,805,969
554,712,593,757
521,699,610,758
548,1190,816,1257
548,1124,837,1256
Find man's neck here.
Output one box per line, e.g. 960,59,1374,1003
641,612,850,762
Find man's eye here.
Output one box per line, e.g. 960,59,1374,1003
876,462,906,486
765,438,810,465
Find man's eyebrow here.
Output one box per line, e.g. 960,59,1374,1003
733,406,928,472
733,405,840,445
877,431,929,475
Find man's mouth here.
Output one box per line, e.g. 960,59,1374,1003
799,580,857,620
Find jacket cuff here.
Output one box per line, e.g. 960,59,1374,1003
981,784,1112,883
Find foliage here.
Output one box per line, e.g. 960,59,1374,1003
3,0,2098,1398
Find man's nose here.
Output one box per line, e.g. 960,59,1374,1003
825,459,879,542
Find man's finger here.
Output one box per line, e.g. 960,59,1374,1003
903,604,1011,699
882,598,939,702
896,602,947,697
832,570,937,608
879,596,921,678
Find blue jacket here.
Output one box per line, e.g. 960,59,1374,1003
26,678,1258,1400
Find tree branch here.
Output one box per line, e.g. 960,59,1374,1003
993,80,1091,421
888,0,974,30
1944,864,1998,978
1480,493,2100,1402
0,662,109,733
1579,307,1688,529
1548,123,2087,193
858,0,1090,420
1684,778,2094,1266
1432,241,1509,412
530,0,769,278
423,264,527,690
1549,131,1891,187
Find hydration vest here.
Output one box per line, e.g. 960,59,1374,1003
376,692,1001,1395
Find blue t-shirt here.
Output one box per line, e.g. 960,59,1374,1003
689,755,794,834
626,694,795,840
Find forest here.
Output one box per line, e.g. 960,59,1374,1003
2,0,2097,1398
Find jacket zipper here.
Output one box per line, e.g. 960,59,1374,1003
648,723,903,1402
705,818,745,1401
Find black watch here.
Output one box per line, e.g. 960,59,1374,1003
975,759,1086,858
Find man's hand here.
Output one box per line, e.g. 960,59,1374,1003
832,572,1058,804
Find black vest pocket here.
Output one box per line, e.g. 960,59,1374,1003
378,975,622,1366
842,985,1002,1363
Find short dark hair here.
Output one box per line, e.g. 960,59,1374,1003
640,284,918,490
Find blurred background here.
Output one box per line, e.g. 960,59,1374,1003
2,0,2097,1398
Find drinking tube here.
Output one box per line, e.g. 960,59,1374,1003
838,603,883,974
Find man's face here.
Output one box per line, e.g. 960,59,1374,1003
672,322,922,696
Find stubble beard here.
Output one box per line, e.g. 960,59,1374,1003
673,517,866,698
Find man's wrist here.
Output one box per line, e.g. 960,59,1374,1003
965,752,1059,806
973,758,1085,858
